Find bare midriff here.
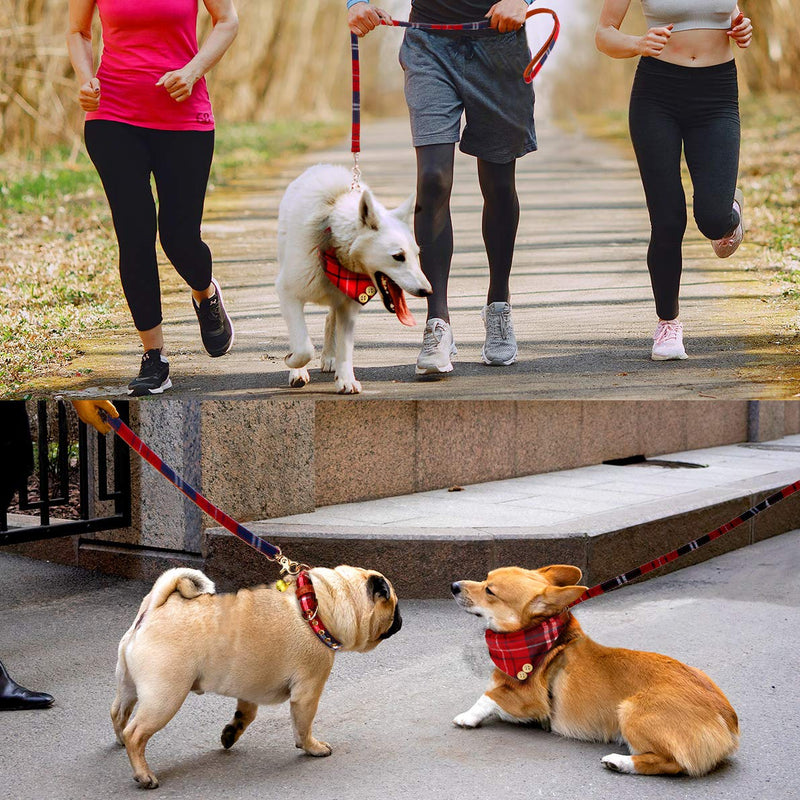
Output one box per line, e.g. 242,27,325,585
655,29,734,67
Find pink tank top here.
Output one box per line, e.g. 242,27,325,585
86,0,214,131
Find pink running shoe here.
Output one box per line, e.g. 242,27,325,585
712,188,744,258
651,319,688,361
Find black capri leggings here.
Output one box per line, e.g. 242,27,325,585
629,57,740,321
84,120,215,332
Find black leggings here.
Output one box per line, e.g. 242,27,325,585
84,120,215,332
415,143,519,322
629,57,740,321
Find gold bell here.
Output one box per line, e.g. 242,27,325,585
276,578,288,592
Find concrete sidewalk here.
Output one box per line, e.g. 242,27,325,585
44,117,800,400
1,531,798,799
206,434,800,597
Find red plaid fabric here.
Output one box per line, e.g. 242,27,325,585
484,613,568,680
321,249,376,306
296,571,342,651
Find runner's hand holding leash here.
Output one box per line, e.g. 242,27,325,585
349,0,533,36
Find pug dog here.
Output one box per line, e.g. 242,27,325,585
111,565,402,789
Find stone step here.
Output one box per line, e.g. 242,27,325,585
205,435,800,597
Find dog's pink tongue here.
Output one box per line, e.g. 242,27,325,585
388,281,416,327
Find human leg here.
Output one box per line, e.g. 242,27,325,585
415,143,456,323
150,129,233,356
629,63,688,325
682,61,742,255
84,121,163,336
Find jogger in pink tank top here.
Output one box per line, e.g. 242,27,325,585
67,0,239,395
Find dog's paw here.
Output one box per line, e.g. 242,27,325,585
221,723,238,750
134,771,160,789
320,355,335,373
285,349,313,369
299,739,332,757
453,711,482,729
601,754,636,774
335,376,362,394
289,368,310,388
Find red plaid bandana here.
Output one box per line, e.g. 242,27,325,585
296,571,342,651
484,613,569,681
321,249,377,306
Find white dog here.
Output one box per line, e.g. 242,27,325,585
276,164,432,393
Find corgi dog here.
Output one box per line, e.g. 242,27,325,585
451,564,738,776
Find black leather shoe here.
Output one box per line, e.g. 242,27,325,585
0,661,53,710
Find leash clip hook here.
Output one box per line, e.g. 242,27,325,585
351,153,362,192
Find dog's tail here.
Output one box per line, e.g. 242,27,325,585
133,568,216,628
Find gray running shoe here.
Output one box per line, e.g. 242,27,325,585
415,318,456,375
481,302,517,365
712,188,744,258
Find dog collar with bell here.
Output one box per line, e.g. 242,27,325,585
484,612,569,681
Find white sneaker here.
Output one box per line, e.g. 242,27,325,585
651,319,688,361
481,302,517,365
415,318,457,375
711,188,744,258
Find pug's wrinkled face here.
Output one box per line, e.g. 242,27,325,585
312,566,402,652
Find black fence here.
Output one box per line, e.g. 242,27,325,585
0,400,131,546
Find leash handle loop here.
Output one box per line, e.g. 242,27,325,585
569,478,800,607
103,414,307,575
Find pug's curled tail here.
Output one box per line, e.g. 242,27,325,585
133,568,216,628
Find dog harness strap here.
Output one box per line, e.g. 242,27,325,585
485,612,569,681
296,571,342,651
321,248,377,305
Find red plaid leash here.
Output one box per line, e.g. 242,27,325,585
103,415,342,650
487,478,800,679
350,6,560,185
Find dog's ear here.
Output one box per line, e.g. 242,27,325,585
359,189,381,231
538,564,583,587
367,573,392,601
526,584,588,618
390,193,415,226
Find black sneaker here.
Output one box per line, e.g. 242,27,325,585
193,278,234,357
128,349,172,396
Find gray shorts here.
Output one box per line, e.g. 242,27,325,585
399,28,537,163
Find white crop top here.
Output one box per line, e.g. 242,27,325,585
641,0,737,32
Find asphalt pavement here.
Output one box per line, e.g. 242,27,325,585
1,529,798,799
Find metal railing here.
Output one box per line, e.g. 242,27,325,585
0,400,131,546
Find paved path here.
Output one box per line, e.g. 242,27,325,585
2,530,798,799
46,118,800,399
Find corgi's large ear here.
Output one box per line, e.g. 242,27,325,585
390,193,415,226
538,564,583,587
526,584,588,619
359,189,380,231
